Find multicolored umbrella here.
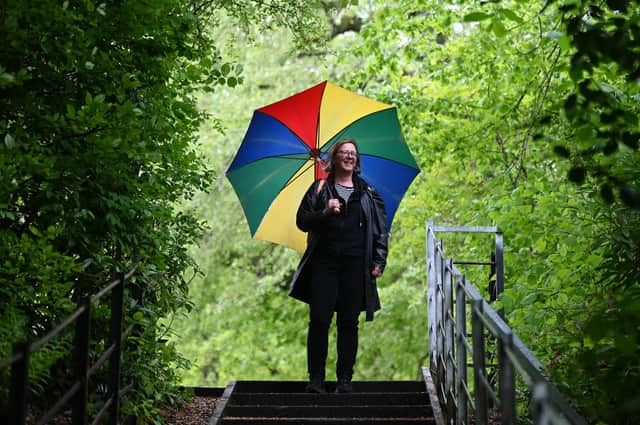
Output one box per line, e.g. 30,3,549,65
226,81,420,252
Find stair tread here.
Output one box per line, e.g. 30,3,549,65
220,417,436,425
231,381,426,393
224,404,433,418
229,391,429,406
210,380,436,425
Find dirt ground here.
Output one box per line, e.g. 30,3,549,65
161,396,218,425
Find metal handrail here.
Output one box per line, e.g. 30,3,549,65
426,222,586,425
1,265,139,425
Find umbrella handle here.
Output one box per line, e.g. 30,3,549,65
317,178,337,199
317,178,341,216
326,181,336,199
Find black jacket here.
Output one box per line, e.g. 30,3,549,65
289,174,388,321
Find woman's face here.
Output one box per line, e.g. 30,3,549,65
333,142,358,174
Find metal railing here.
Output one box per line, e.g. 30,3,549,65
426,222,586,425
0,266,139,425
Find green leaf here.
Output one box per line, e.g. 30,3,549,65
499,9,524,23
491,19,508,37
4,133,15,148
463,12,491,22
186,65,200,80
534,237,547,253
0,72,15,86
29,225,42,237
558,35,572,50
499,292,514,311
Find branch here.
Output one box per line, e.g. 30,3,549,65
330,14,363,38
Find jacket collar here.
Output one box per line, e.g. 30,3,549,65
327,173,366,192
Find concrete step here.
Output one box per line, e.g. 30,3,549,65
229,392,429,406
219,419,435,424
224,404,433,418
231,380,426,393
211,380,436,425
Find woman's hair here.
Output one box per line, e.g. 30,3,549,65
324,138,361,174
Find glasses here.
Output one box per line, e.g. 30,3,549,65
336,150,358,157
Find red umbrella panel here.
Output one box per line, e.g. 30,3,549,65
226,81,420,252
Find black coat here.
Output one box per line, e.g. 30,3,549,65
289,174,388,321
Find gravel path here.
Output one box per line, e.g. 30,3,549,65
162,396,218,425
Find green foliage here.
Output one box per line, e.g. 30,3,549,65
0,0,606,423
558,0,640,208
0,0,327,421
333,0,639,421
547,204,640,423
0,224,80,404
172,1,639,424
170,26,328,384
120,324,191,423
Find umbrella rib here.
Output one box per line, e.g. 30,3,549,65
227,153,312,172
281,160,315,191
359,153,419,169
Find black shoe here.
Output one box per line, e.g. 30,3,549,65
305,377,326,393
334,379,353,394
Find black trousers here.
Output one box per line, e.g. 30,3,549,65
307,253,364,381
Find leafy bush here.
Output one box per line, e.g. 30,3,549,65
1,0,330,419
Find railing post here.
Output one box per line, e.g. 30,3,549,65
456,276,468,425
494,231,505,319
499,333,516,425
435,240,445,395
72,298,91,425
109,272,125,425
471,299,488,425
9,343,30,425
532,382,551,425
427,222,437,372
444,258,455,423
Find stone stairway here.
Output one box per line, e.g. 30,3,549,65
209,375,442,424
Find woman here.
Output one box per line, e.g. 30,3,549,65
289,138,388,394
